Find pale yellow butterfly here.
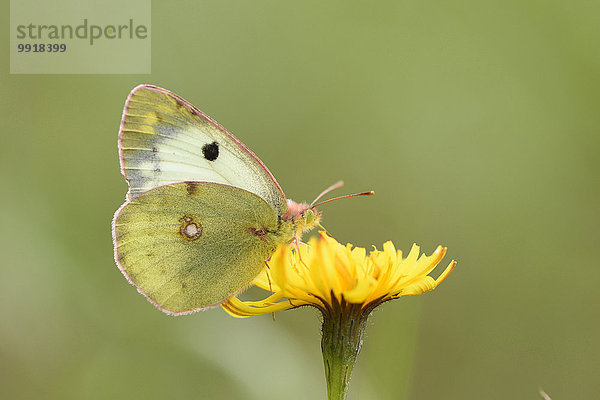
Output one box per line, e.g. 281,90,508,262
112,85,372,315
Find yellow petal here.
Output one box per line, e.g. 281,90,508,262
342,276,377,303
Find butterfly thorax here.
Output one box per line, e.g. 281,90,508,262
283,199,322,239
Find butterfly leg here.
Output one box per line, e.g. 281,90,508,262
263,258,273,295
260,258,278,321
292,237,311,269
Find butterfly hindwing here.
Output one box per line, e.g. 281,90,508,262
118,85,287,215
112,182,290,314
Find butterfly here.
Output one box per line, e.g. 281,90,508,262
112,85,372,315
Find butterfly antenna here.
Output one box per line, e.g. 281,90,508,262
310,180,345,207
312,190,375,208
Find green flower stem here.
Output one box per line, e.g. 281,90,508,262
320,298,370,400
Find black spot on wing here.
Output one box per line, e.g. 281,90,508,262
202,141,219,161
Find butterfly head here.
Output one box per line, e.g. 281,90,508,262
283,181,374,240
284,200,323,237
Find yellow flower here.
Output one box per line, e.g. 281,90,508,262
223,232,456,400
222,232,456,317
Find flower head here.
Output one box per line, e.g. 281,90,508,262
222,232,456,317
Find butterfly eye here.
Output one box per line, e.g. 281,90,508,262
304,209,316,224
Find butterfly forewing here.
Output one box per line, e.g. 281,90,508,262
113,182,289,314
119,85,287,216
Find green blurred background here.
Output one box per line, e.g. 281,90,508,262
1,1,599,399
